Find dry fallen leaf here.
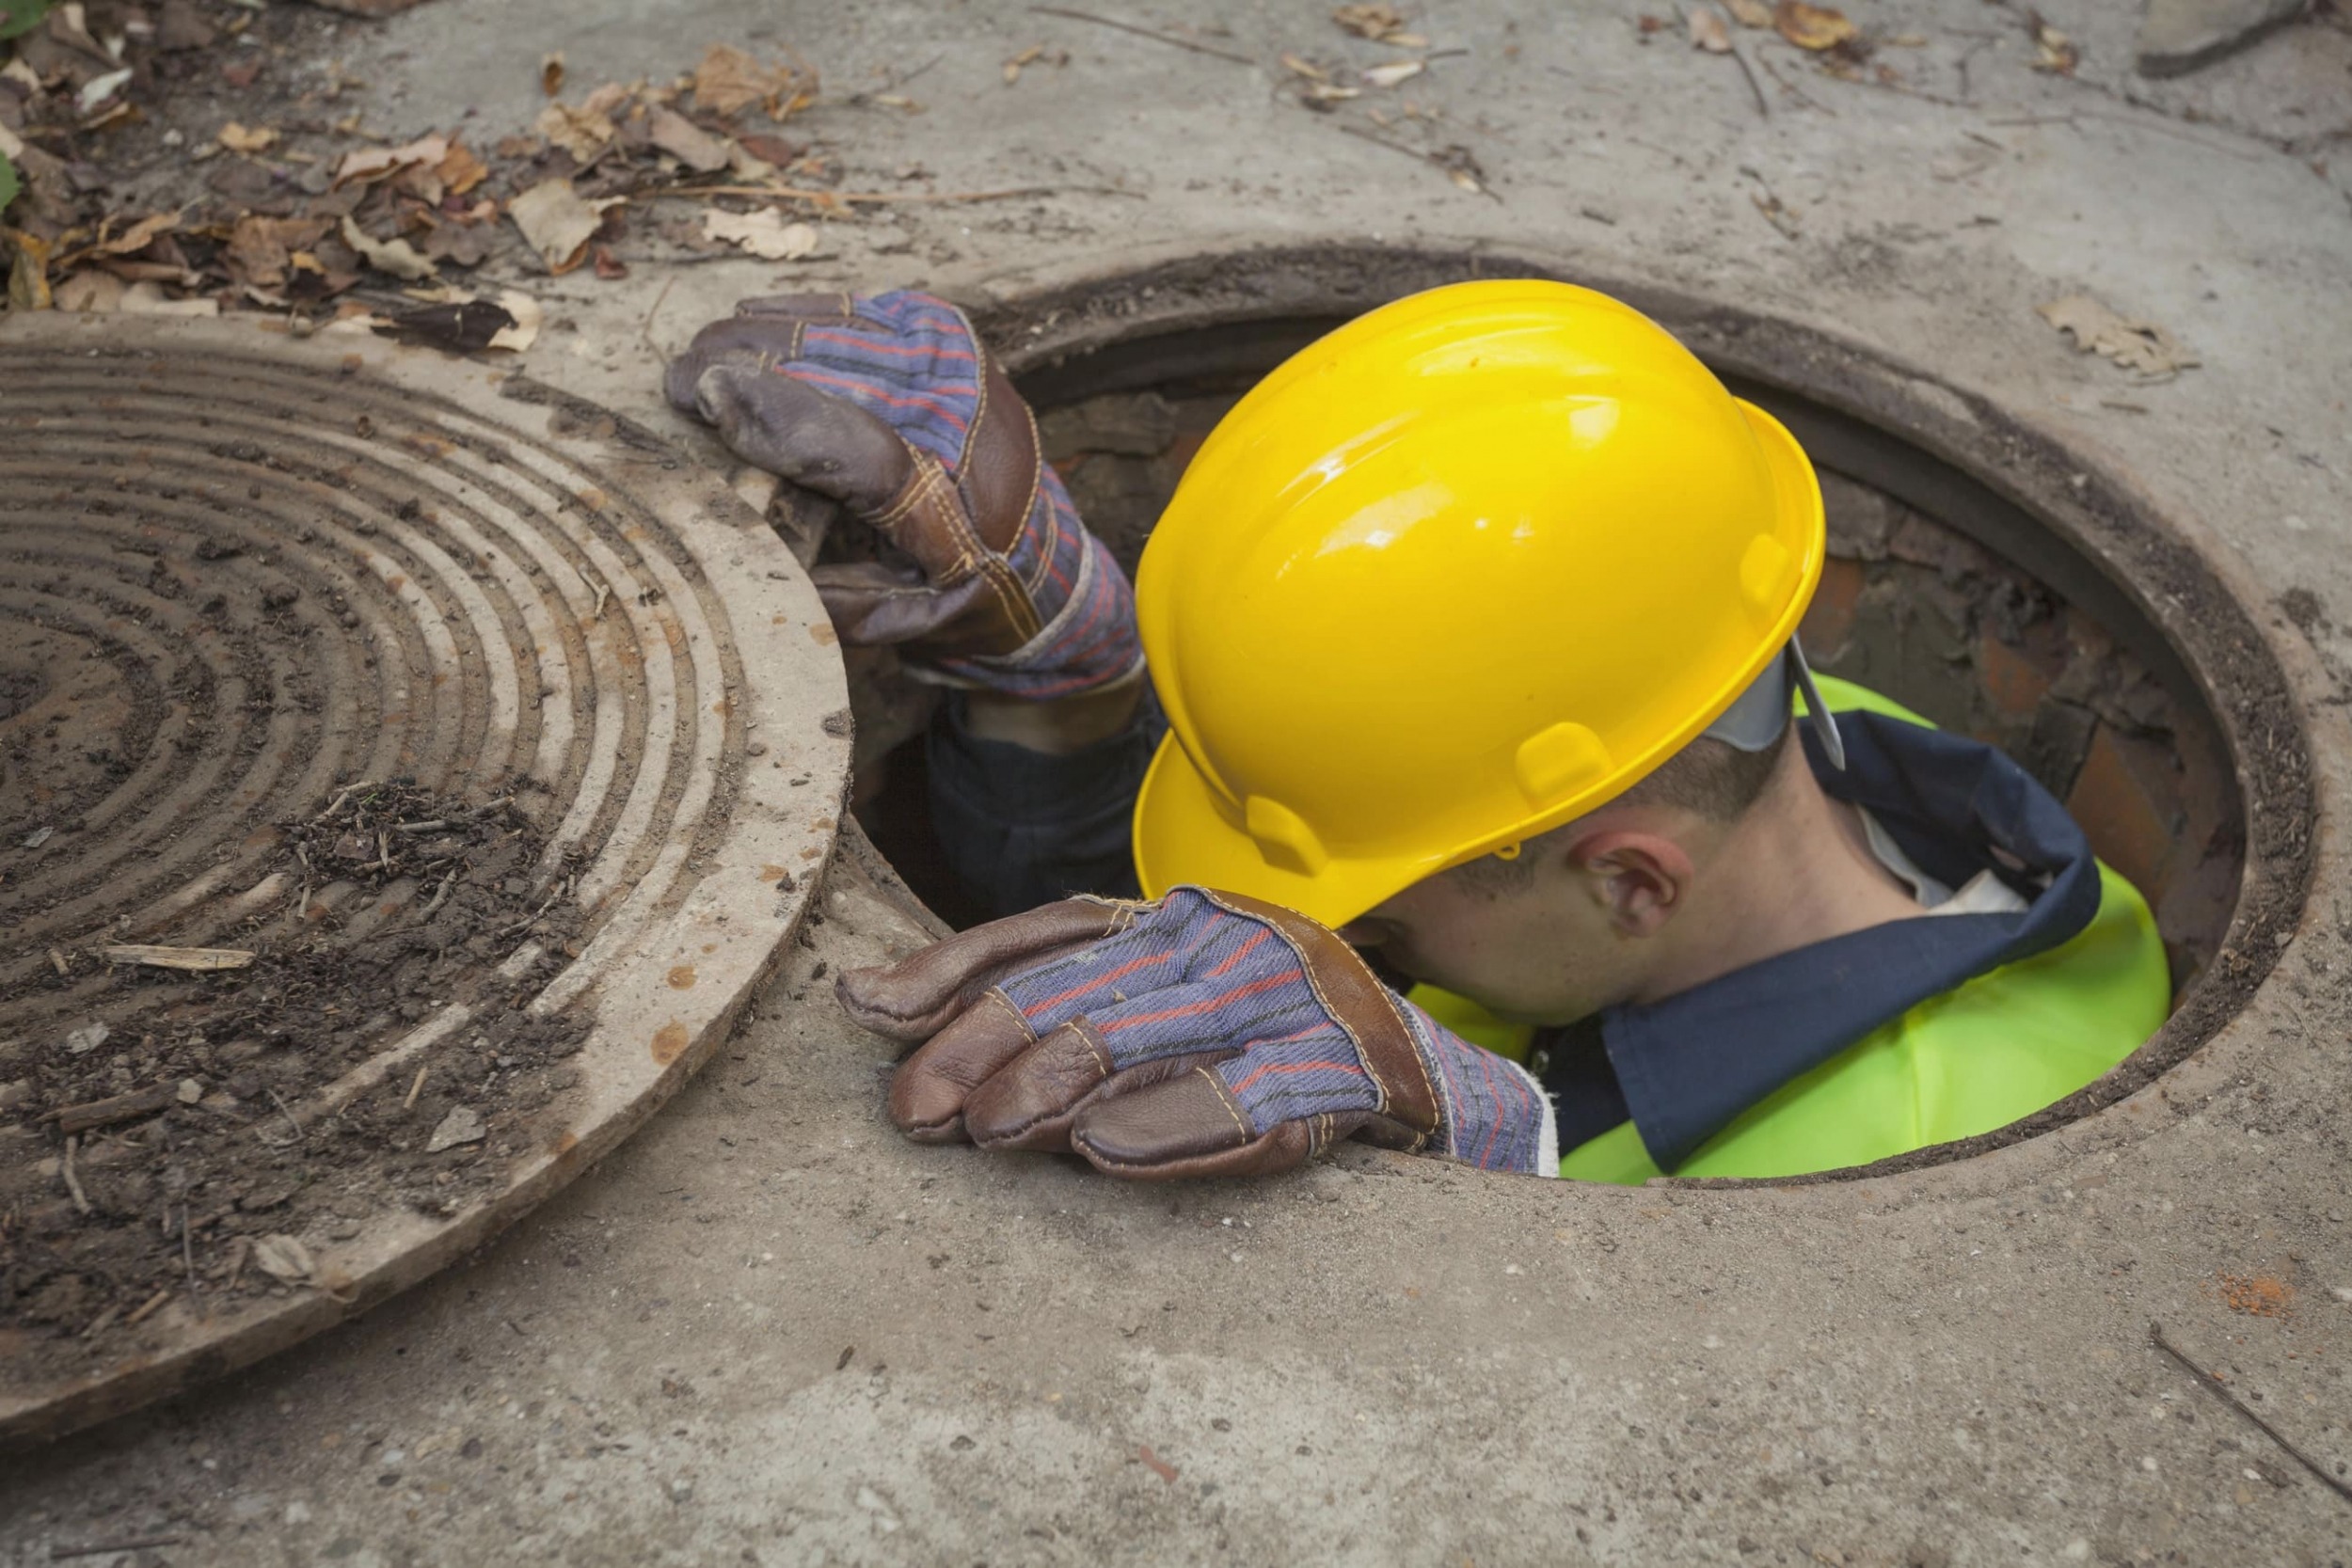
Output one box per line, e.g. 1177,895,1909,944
536,102,616,163
1773,0,1856,50
2030,16,2078,72
703,208,819,261
1688,6,1733,53
1724,0,1774,25
540,51,564,97
1361,58,1425,87
694,43,787,118
1280,52,1330,81
225,214,326,289
216,121,279,154
119,280,217,316
489,290,542,351
339,215,437,282
647,105,731,173
252,1234,314,1285
5,229,51,311
2037,294,2199,380
333,133,450,187
53,270,126,312
1003,42,1044,86
93,211,180,257
1333,3,1410,40
437,138,490,198
507,178,617,274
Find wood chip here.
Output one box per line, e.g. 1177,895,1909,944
101,943,257,972
54,1082,179,1135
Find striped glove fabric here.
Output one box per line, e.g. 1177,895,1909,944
837,887,1558,1180
665,290,1143,700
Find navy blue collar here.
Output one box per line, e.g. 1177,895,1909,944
1538,711,2105,1172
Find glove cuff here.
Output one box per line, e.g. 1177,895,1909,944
929,533,1146,700
1403,1002,1560,1178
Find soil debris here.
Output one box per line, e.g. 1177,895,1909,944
1,780,587,1381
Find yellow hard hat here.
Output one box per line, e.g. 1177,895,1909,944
1131,278,1826,927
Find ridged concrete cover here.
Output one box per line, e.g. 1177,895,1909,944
0,316,850,1442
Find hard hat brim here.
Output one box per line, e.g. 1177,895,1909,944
1133,392,1825,929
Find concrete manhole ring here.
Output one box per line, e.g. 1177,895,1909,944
0,315,850,1445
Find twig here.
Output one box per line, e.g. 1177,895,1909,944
404,1065,429,1110
52,1083,177,1136
2149,1323,2352,1506
644,182,1054,206
318,780,372,821
47,946,70,977
1724,32,1771,118
1029,5,1257,65
642,274,677,371
1753,52,1831,114
51,1537,187,1561
125,1288,171,1326
265,1087,305,1146
1331,123,1502,200
416,866,458,923
391,818,449,835
1679,4,1768,117
182,1203,199,1296
61,1134,92,1214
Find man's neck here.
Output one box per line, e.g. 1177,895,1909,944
1626,748,1926,1006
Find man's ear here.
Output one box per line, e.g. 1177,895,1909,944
1565,831,1695,938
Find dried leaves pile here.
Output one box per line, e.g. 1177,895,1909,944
2,6,838,341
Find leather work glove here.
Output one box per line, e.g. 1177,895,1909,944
836,887,1559,1180
666,290,1143,699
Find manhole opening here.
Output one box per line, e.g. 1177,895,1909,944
843,261,2313,1177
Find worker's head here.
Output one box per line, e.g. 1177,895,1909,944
1338,712,1805,1025
1128,279,1836,984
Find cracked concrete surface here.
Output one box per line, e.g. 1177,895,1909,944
5,0,2351,1562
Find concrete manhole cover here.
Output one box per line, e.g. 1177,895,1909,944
0,316,850,1445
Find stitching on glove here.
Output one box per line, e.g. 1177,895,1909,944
983,988,1039,1045
1011,402,1052,598
1199,889,1388,1113
1198,1064,1257,1142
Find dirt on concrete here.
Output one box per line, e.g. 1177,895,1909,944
1,780,584,1381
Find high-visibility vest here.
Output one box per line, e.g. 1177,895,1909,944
1413,677,2171,1183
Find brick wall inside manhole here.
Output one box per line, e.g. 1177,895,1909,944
840,283,2306,1174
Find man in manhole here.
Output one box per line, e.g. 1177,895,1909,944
669,281,2170,1183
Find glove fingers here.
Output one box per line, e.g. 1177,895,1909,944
964,1025,1229,1153
835,896,1134,1041
663,316,805,410
730,291,861,321
1069,1069,1329,1180
885,992,1035,1144
691,364,914,514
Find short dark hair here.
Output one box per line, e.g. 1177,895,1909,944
1447,722,1792,895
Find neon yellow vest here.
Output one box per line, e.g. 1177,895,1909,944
1412,676,2171,1183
